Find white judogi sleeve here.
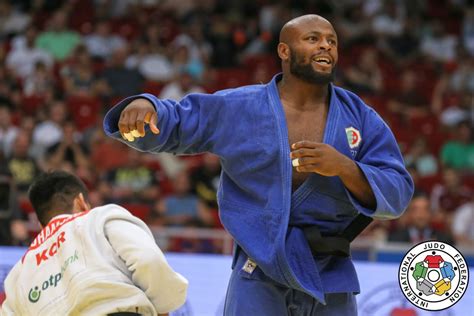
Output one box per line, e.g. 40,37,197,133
104,217,188,314
1,264,24,315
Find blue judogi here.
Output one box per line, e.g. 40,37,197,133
103,74,414,314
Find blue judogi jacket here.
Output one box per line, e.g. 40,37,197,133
103,74,414,303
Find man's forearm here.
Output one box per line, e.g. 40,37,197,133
338,158,376,209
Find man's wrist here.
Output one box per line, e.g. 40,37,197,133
337,156,357,179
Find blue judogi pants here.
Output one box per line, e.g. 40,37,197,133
224,251,358,316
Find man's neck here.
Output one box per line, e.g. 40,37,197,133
277,74,330,111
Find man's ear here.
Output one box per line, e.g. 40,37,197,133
73,193,90,214
277,42,290,61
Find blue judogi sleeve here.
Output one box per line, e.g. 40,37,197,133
347,109,414,219
103,92,224,154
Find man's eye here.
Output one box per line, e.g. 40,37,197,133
308,36,317,41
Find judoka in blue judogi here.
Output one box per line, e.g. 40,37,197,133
103,14,414,316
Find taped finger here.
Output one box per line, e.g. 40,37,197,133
130,130,141,138
292,158,300,167
124,132,135,142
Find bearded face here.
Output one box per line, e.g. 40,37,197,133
289,47,336,85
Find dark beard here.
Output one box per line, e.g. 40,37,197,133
289,48,335,85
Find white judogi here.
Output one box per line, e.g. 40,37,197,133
1,204,188,315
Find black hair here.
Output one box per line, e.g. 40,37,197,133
28,171,88,226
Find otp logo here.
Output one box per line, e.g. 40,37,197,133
34,231,66,266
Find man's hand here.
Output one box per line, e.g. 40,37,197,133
118,98,160,142
291,141,376,209
290,141,352,176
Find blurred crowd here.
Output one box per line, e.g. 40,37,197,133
0,0,473,253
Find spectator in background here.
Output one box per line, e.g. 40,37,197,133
462,6,474,56
131,42,175,82
6,26,53,79
0,164,30,247
388,192,453,244
137,47,177,82
0,162,15,245
404,137,438,177
83,19,126,61
0,64,17,99
452,198,474,247
371,1,405,40
139,23,167,53
388,69,429,119
0,102,18,158
18,115,35,138
94,0,151,18
258,2,288,36
6,131,40,198
431,167,472,231
155,171,213,227
35,9,81,61
341,48,383,95
379,17,420,66
173,21,212,67
0,1,30,39
124,22,176,82
101,46,144,98
334,3,372,48
440,120,474,171
89,128,131,173
101,149,160,204
449,56,474,93
4,130,41,245
170,44,205,81
190,153,221,211
124,40,149,70
440,91,473,128
22,61,55,96
61,45,100,97
420,21,458,63
208,14,238,67
31,100,68,160
45,121,89,172
159,70,205,101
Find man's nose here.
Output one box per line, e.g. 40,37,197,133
319,38,331,50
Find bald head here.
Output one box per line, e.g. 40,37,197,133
277,14,338,85
279,15,335,45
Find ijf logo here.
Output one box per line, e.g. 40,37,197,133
398,241,469,311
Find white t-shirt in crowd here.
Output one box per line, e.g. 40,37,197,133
1,204,188,315
452,202,474,243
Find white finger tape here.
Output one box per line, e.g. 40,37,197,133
130,130,141,137
292,158,299,167
124,132,134,142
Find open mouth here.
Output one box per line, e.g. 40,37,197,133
312,56,332,65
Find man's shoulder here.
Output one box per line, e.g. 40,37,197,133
89,204,133,218
90,204,150,233
333,85,372,111
214,83,267,98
